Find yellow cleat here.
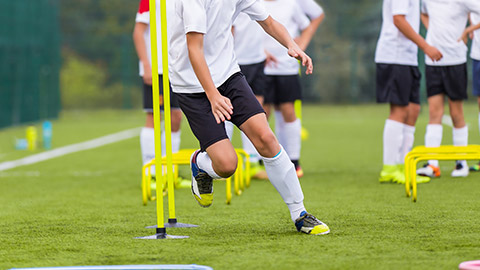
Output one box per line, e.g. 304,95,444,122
191,150,214,208
295,211,330,235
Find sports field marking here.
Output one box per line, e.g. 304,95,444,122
0,127,142,172
9,265,213,270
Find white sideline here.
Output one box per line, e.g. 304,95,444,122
0,127,142,172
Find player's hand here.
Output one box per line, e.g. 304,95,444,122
208,93,233,124
265,50,278,67
143,64,153,85
288,45,313,75
458,29,470,45
424,45,443,62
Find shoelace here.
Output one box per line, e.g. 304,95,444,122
455,163,463,170
303,213,322,226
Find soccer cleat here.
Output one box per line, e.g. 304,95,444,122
295,165,304,178
469,162,480,172
250,163,268,180
295,211,330,235
379,165,398,183
416,164,441,178
451,162,469,177
396,165,430,184
190,150,214,208
174,177,191,189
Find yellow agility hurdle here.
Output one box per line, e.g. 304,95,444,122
404,145,480,202
142,148,251,206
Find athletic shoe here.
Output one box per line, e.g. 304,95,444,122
416,164,441,178
396,165,430,184
295,211,330,235
174,177,191,189
190,150,214,208
250,163,268,180
295,165,304,178
469,162,480,172
379,165,398,183
451,163,469,178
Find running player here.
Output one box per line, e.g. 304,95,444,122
416,0,480,178
375,0,442,184
169,0,329,235
133,0,182,177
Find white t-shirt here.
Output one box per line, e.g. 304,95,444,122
135,0,172,76
422,0,480,66
296,0,324,20
374,0,420,66
263,0,310,75
169,0,269,94
471,13,480,61
233,12,266,65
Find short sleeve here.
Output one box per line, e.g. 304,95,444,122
421,0,428,14
293,2,311,30
181,0,207,34
466,0,480,16
391,0,409,16
238,0,269,21
135,0,150,24
297,0,324,20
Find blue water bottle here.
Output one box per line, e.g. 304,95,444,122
42,121,52,149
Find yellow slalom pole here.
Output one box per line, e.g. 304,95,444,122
148,0,165,235
158,0,177,224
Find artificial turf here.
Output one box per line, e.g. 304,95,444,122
1,105,480,270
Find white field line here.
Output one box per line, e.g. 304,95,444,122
0,127,142,172
9,265,213,270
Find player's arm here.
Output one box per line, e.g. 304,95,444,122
459,21,480,43
257,16,313,75
133,22,152,85
393,14,442,61
186,32,233,124
295,13,324,51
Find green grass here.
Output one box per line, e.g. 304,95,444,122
1,104,480,270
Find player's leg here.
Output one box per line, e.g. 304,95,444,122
445,63,469,177
140,82,157,175
224,73,328,235
417,65,444,177
170,90,183,154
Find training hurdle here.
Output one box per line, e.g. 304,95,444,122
142,148,251,206
404,145,480,202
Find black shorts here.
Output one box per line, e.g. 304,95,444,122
142,74,180,112
264,75,302,105
175,72,265,151
426,64,468,101
239,61,268,96
376,64,421,106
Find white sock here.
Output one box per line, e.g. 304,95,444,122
453,126,468,167
425,124,443,167
241,131,260,163
383,119,404,165
274,110,287,147
478,112,480,135
171,130,181,153
283,119,301,161
225,121,234,140
262,146,306,221
140,127,156,175
196,151,222,179
399,124,416,165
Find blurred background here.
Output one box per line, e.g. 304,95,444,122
0,0,474,129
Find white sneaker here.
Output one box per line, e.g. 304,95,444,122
416,164,441,178
451,163,469,177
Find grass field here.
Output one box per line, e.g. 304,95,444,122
1,104,480,270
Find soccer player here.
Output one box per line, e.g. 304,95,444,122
169,0,329,235
375,0,442,184
133,0,182,176
416,0,480,178
262,0,322,178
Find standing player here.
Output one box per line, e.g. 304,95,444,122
133,0,182,177
375,0,442,184
169,0,329,235
262,0,320,178
225,12,270,179
416,0,480,178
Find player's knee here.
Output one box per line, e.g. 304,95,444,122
255,130,277,155
215,153,238,177
171,110,182,131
